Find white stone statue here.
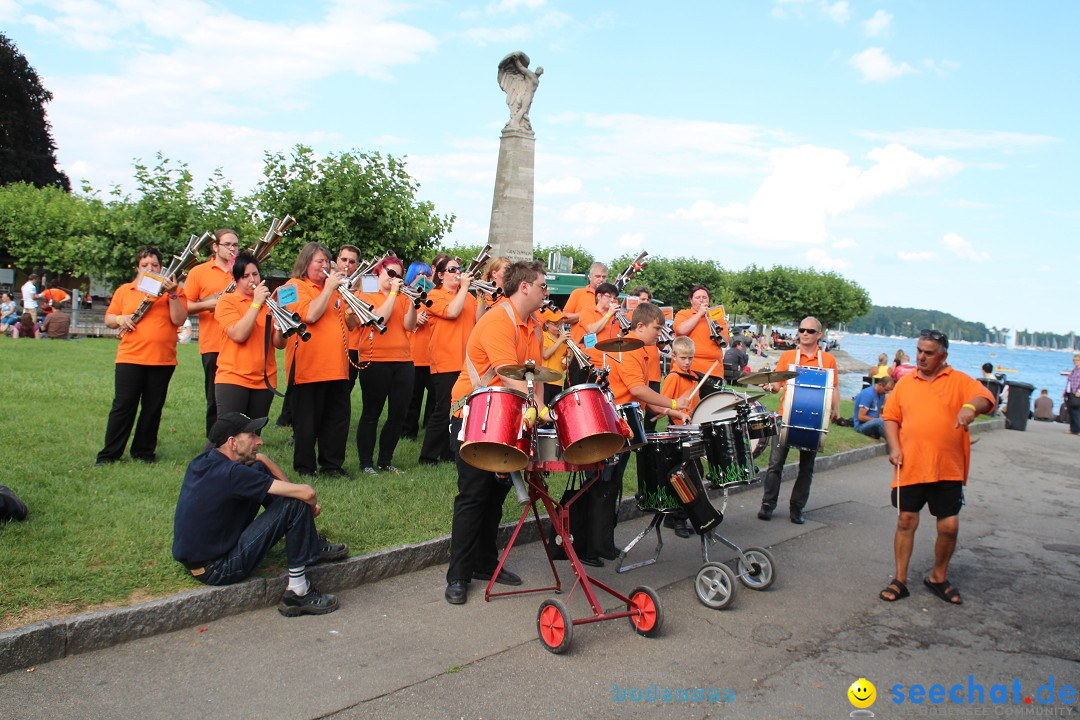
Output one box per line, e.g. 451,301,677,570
498,51,543,133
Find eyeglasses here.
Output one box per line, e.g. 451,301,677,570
445,267,461,274
531,281,548,291
338,257,358,264
218,242,239,249
919,328,949,348
797,327,819,334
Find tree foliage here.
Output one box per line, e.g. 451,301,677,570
0,33,70,191
534,243,594,273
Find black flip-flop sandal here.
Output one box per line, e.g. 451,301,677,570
879,578,909,601
924,578,962,605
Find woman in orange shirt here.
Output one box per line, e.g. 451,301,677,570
353,257,418,474
213,252,286,422
96,246,188,465
674,284,729,377
419,255,483,465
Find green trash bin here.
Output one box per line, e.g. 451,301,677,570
1004,381,1034,431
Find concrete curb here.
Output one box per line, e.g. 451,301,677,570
0,418,1006,675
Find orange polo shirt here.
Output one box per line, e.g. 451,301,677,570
563,285,596,342
282,278,349,384
427,287,478,374
40,288,70,314
409,319,433,367
107,283,187,366
356,291,412,362
644,345,662,383
660,371,701,424
213,292,277,389
450,302,543,407
183,259,233,355
606,347,649,407
674,308,729,375
773,346,839,410
882,366,995,488
541,331,567,388
578,302,619,365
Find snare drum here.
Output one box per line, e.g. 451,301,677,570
533,428,563,464
779,368,835,452
549,384,625,464
617,402,647,451
744,409,779,440
459,387,530,472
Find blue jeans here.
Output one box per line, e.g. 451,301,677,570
194,490,321,587
856,417,885,439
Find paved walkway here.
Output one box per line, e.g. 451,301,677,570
1,421,1077,719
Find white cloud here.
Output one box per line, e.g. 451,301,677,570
863,9,892,37
859,128,1059,151
618,232,645,249
832,238,857,248
943,232,989,262
897,251,937,261
820,1,850,23
563,202,635,224
805,248,850,269
456,7,571,45
486,0,547,12
850,47,916,82
536,177,582,194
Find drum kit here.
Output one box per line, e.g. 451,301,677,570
457,360,663,654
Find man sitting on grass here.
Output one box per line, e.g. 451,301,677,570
172,412,348,617
853,376,893,440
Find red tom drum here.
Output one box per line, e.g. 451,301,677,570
459,387,530,472
549,384,626,465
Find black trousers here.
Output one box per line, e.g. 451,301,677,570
356,361,414,468
585,452,629,560
644,380,662,433
347,349,360,393
403,364,431,438
215,384,274,423
97,363,175,463
759,434,817,513
201,352,219,436
419,371,457,463
290,379,351,475
446,418,511,583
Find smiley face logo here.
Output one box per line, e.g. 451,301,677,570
848,678,876,709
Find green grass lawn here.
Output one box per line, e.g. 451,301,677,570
0,338,886,629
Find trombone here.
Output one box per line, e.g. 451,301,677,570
322,270,387,334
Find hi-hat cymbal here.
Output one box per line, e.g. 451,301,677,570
738,369,798,385
594,337,644,352
496,363,563,383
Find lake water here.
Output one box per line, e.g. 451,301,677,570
835,333,1075,413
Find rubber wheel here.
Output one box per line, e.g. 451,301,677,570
695,562,737,609
737,546,777,590
537,598,573,654
627,586,664,637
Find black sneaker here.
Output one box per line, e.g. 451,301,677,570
317,533,349,563
278,584,340,617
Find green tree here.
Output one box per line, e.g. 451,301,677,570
0,33,70,191
252,145,454,270
535,243,594,273
0,182,87,273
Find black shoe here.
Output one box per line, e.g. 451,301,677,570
94,458,116,467
321,469,353,480
473,567,522,586
317,533,349,563
672,519,692,538
278,584,340,617
445,580,468,605
790,510,806,524
131,455,156,464
579,556,604,568
418,458,440,466
757,506,773,521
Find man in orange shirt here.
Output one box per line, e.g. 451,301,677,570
754,316,840,524
561,261,607,386
582,303,691,566
879,329,994,605
444,260,549,605
39,280,70,315
336,245,362,391
184,230,240,435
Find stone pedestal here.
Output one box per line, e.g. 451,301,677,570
487,128,535,262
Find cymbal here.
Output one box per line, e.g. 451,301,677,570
594,337,644,352
738,370,798,386
496,363,563,383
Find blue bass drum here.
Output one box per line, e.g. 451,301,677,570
779,368,835,452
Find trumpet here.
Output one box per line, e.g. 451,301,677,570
472,278,503,302
345,251,396,290
322,270,387,334
120,231,215,337
657,324,674,350
706,312,728,349
265,297,310,341
540,296,561,316
613,307,633,336
462,243,493,277
612,250,649,292
563,336,595,372
386,268,432,308
224,215,296,294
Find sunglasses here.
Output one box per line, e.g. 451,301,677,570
444,267,461,274
532,281,548,291
797,327,819,334
919,328,949,349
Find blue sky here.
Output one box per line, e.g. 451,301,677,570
4,0,1078,333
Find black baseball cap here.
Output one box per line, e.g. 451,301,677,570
208,412,268,446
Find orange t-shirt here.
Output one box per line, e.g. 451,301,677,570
644,344,662,383
409,319,433,367
578,303,620,365
881,366,995,488
773,347,839,409
40,288,70,314
282,278,349,385
660,371,701,424
183,260,233,355
451,302,543,407
674,308,729,375
427,287,478,374
214,292,277,389
606,347,649,407
356,291,413,363
563,285,596,342
541,331,567,388
107,283,186,366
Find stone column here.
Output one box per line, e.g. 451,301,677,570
487,128,535,263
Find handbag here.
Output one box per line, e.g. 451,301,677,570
1067,394,1080,410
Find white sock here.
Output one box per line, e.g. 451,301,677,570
288,567,309,596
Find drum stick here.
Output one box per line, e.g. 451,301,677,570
688,360,721,401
